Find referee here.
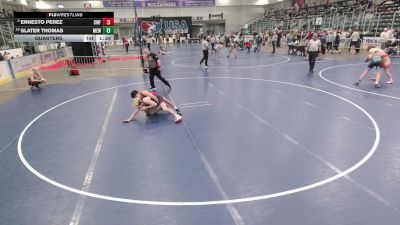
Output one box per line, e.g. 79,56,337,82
306,33,321,73
143,48,171,91
199,37,209,68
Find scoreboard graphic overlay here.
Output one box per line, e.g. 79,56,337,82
14,12,114,42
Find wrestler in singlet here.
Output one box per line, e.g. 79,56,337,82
133,91,164,116
369,48,391,69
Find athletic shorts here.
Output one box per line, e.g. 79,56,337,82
28,78,42,86
368,61,382,70
150,91,165,105
146,105,162,116
156,95,165,105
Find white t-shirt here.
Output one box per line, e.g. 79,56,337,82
308,39,321,52
380,31,388,42
202,40,209,50
271,34,278,41
326,33,335,42
210,37,215,43
387,30,394,40
350,31,360,42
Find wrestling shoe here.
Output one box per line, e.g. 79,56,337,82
386,80,394,84
175,115,183,123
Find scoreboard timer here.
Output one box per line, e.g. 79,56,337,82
13,12,114,42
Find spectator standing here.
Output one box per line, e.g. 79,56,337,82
225,34,230,47
326,31,334,52
271,31,277,53
101,42,105,55
245,40,251,53
277,29,282,48
333,31,341,52
380,28,389,49
349,29,360,53
286,32,292,45
255,35,263,53
319,32,327,55
146,35,152,50
172,33,176,44
219,35,225,45
292,30,298,44
395,30,399,40
388,29,394,41
123,37,129,54
210,35,216,51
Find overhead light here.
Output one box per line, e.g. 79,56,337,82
36,0,51,9
57,3,64,8
219,0,230,5
255,0,269,5
20,0,28,5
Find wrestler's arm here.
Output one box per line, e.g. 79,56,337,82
140,97,157,111
123,106,140,123
37,72,46,81
365,53,373,62
29,73,38,82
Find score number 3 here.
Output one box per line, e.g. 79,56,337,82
103,18,114,26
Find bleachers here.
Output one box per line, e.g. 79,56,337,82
0,11,19,51
245,0,399,36
374,1,400,33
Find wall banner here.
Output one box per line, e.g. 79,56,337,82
139,17,192,36
103,0,215,8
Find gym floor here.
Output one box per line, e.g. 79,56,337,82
0,44,399,225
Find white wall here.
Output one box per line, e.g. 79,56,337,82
217,6,265,31
0,0,36,11
37,4,266,32
37,0,288,8
216,0,287,6
35,0,296,32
